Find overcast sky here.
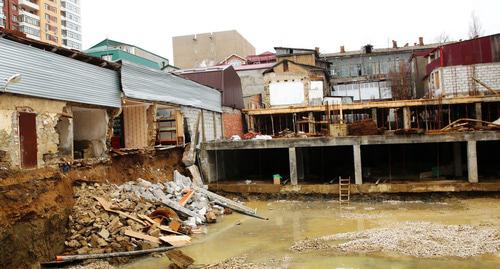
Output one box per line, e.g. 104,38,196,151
82,0,500,64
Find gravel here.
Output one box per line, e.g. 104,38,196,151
291,221,500,258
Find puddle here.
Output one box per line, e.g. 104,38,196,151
122,197,500,269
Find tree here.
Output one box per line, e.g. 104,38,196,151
468,11,484,39
435,32,450,43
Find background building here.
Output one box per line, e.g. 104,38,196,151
86,39,171,70
1,0,81,49
172,30,255,69
60,0,82,49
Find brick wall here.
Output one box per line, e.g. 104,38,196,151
436,62,500,97
222,106,244,138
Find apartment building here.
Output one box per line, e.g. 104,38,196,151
0,0,81,49
173,30,255,68
60,0,81,49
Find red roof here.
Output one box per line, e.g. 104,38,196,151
233,63,275,71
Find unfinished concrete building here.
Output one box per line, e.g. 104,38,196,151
199,39,500,195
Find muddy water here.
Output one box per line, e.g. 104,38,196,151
122,197,500,269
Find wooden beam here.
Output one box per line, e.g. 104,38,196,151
243,96,500,115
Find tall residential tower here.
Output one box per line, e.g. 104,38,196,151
0,0,81,49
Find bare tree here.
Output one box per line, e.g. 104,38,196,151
435,32,450,43
468,11,484,39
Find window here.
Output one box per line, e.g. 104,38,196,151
20,25,40,37
101,54,113,61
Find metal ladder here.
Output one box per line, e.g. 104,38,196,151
339,177,351,204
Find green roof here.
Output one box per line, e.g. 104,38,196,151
85,39,169,70
85,47,162,69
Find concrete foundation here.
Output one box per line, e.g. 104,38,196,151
200,131,500,192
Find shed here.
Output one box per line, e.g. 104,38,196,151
175,65,244,109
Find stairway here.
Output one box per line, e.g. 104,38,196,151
339,177,351,204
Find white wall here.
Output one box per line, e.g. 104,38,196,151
269,81,304,106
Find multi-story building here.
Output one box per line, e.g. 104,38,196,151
322,38,442,101
172,30,255,69
1,0,81,49
60,0,81,49
85,39,172,70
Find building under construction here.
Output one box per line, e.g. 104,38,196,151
200,36,500,195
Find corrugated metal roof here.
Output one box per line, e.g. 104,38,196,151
0,37,122,108
120,62,222,112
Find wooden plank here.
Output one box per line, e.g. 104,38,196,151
178,189,194,206
165,250,194,269
159,235,191,247
137,214,183,235
243,96,500,115
124,229,161,244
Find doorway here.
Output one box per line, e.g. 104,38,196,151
19,112,37,168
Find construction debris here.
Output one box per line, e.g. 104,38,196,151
439,118,500,132
165,250,195,269
290,221,500,258
347,119,380,136
64,170,260,257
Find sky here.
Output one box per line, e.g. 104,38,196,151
82,0,500,65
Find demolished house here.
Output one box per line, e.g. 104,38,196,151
0,31,121,169
0,30,224,171
117,62,223,148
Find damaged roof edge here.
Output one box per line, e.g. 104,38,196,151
0,29,121,71
120,61,222,113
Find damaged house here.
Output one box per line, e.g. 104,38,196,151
263,47,330,107
117,62,223,148
0,32,121,169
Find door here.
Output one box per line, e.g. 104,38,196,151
19,112,37,168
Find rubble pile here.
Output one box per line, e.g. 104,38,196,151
64,171,227,255
291,221,500,257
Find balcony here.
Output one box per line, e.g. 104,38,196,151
19,0,40,11
19,10,40,20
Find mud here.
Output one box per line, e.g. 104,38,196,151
124,197,500,269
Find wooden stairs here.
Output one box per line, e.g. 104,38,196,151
339,177,351,204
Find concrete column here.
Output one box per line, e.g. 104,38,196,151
371,108,378,127
453,142,463,178
467,141,478,183
475,103,482,120
289,147,298,185
353,144,363,184
308,112,315,134
475,103,482,127
297,148,305,180
403,106,411,130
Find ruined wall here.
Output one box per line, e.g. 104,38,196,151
73,108,109,158
237,69,266,99
222,106,244,138
181,106,223,144
0,94,68,170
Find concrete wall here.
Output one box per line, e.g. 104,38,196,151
173,30,255,68
181,106,223,144
0,94,68,169
237,69,266,100
73,107,109,158
431,62,500,97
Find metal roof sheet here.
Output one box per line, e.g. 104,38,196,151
0,37,122,108
120,62,222,112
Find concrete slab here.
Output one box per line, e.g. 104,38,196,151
208,182,500,194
